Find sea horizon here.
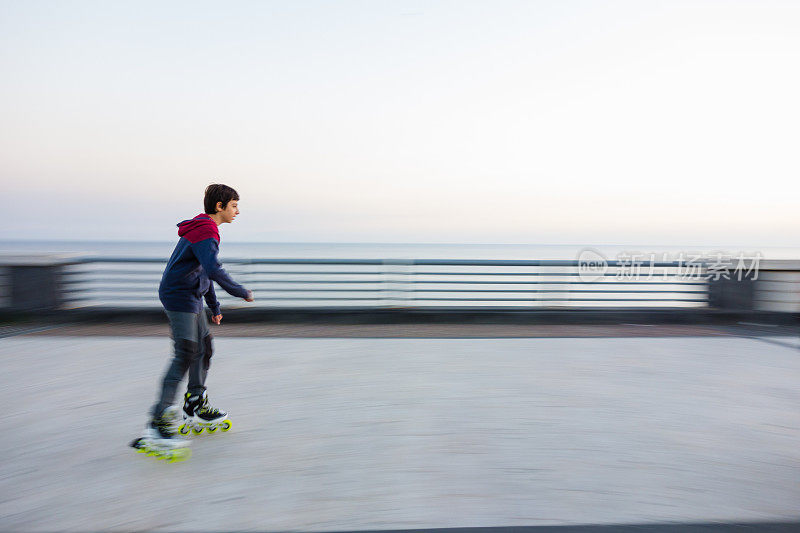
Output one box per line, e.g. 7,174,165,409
1,239,798,261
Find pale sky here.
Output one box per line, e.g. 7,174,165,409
1,0,798,245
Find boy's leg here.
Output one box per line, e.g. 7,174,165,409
187,310,212,397
150,310,201,418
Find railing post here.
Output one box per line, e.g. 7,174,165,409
0,256,73,312
381,259,414,308
530,265,541,309
707,268,756,311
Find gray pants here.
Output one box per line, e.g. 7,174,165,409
151,310,213,418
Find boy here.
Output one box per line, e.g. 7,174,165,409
133,184,253,457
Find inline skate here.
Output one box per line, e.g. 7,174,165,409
130,409,191,462
179,391,232,435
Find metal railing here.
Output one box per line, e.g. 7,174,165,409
60,257,709,310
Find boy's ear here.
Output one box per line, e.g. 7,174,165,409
216,201,223,213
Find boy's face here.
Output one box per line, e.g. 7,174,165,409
217,200,239,223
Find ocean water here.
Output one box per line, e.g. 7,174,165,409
1,240,798,261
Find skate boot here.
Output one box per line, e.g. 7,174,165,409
162,404,182,432
130,412,191,462
179,391,232,435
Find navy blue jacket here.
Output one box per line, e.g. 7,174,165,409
158,213,249,315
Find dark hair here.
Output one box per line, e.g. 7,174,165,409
204,184,239,214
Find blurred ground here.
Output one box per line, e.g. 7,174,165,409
1,331,799,531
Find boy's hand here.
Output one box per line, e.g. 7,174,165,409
244,290,254,302
212,314,222,325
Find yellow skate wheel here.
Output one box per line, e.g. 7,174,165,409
220,420,232,432
192,427,204,435
179,424,191,435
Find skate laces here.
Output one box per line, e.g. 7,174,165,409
197,395,221,417
154,414,176,437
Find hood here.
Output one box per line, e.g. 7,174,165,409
177,213,220,244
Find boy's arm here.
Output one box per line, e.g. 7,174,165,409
190,239,250,299
204,283,222,317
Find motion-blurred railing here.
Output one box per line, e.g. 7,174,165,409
55,257,710,310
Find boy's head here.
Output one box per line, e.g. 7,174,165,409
204,184,240,224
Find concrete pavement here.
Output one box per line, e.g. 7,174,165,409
1,335,798,531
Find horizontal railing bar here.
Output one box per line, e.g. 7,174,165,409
62,278,707,286
74,257,388,265
62,292,706,301
62,288,158,294
69,279,384,286
62,270,164,276
410,297,708,302
398,272,698,277
63,296,385,302
410,289,707,294
245,280,705,286
72,288,383,294
410,280,705,285
62,272,707,283
415,260,698,267
62,278,159,284
245,270,385,276
249,278,701,284
61,277,707,285
72,257,701,268
64,286,706,295
221,288,706,294
243,271,703,278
